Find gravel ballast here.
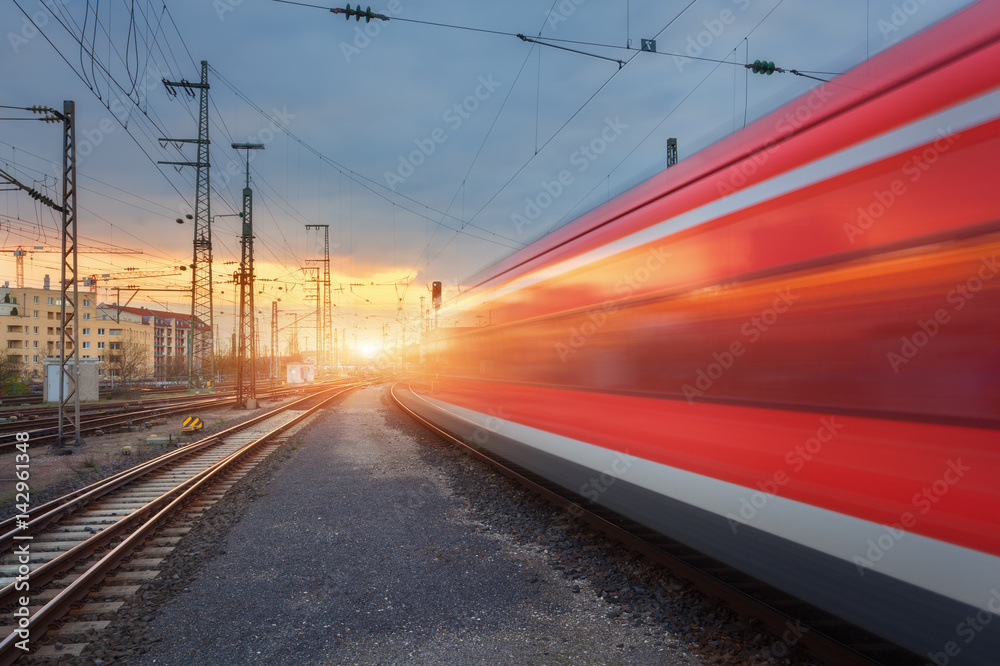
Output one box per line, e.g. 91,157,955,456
75,384,818,665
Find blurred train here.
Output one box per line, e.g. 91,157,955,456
397,4,1000,663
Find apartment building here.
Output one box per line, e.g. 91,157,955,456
0,277,199,383
106,306,208,379
0,276,111,381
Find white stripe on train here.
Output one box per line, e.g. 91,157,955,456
412,390,1000,614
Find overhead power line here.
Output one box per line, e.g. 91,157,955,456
270,0,838,77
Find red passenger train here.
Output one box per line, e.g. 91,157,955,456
398,4,1000,663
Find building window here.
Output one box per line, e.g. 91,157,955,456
47,297,53,305
83,328,90,335
83,313,90,320
82,342,90,349
33,326,38,334
83,299,90,307
33,296,38,304
33,310,38,318
33,341,37,348
97,342,105,349
33,355,39,362
98,328,106,335
110,329,121,335
23,355,28,362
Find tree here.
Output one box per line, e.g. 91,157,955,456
0,347,23,395
163,354,186,382
104,331,150,392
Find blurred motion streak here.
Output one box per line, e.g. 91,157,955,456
402,5,1000,664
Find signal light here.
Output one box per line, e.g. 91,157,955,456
432,281,442,309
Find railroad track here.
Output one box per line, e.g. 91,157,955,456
0,382,347,450
389,380,924,666
0,380,365,664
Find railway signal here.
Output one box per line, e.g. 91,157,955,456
432,281,442,310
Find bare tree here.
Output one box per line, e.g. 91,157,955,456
104,331,150,393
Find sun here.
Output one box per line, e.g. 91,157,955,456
358,342,380,358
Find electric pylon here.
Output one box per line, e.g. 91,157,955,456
160,61,214,391
57,100,83,450
232,142,264,408
305,224,331,370
271,300,278,381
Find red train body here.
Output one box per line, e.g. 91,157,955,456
401,4,1000,662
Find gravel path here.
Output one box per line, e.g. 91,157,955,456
115,386,704,665
64,384,820,665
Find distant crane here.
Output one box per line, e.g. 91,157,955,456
0,245,143,288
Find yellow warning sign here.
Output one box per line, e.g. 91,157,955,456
182,416,204,433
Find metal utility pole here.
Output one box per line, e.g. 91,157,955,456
56,101,83,450
232,142,264,409
667,138,678,168
305,224,331,372
301,265,320,365
271,300,278,381
4,102,87,450
160,61,214,391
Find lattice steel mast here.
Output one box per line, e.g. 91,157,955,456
233,142,264,409
305,224,331,370
160,61,213,391
56,101,83,450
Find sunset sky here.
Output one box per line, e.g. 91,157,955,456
0,0,973,352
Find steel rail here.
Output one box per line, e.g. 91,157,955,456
0,381,344,450
0,381,362,663
0,382,357,605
